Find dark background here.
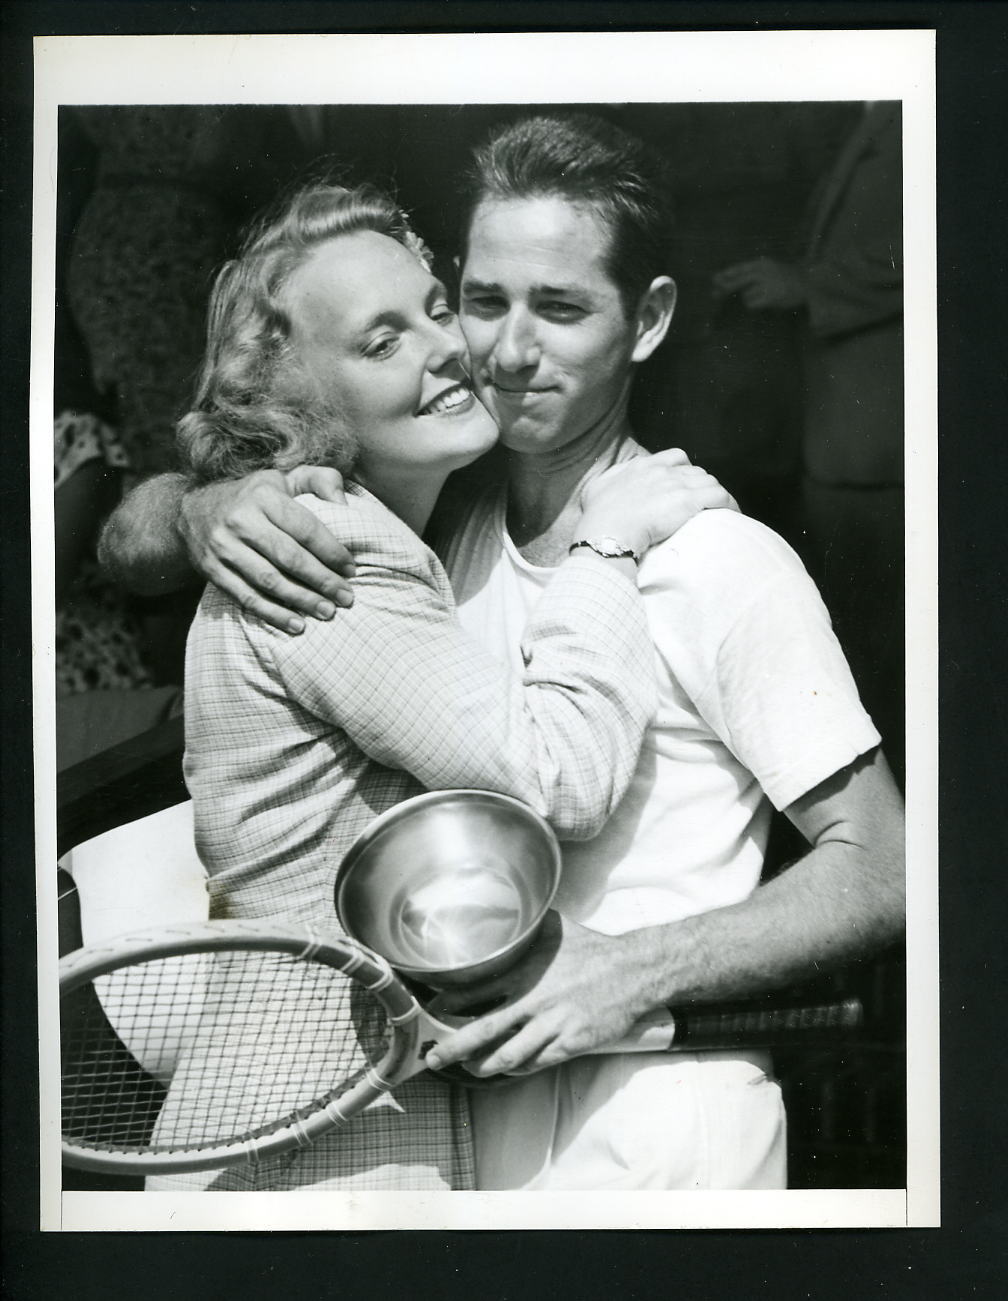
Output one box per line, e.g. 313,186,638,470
4,1,1007,1298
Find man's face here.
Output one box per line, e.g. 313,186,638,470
459,196,642,455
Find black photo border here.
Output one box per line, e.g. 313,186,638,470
3,1,1005,1296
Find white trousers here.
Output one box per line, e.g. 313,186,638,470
472,1049,787,1191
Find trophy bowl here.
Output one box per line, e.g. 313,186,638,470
335,790,561,989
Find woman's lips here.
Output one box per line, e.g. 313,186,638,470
418,384,476,416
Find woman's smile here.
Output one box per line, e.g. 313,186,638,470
417,382,478,417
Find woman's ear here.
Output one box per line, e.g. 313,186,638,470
631,277,677,364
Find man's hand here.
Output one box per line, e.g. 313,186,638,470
178,466,358,633
424,912,648,1078
712,257,808,312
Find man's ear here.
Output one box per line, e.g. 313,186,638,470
631,276,677,364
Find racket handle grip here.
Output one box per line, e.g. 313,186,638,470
609,997,865,1054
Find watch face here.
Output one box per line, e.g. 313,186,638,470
570,537,637,562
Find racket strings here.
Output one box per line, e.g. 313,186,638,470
61,948,392,1156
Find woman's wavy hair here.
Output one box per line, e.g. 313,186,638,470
177,183,431,484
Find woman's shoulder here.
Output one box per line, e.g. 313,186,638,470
298,487,413,544
296,488,449,587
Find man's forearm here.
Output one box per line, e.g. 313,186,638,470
622,748,906,1009
613,835,905,1016
426,751,905,1075
97,473,198,595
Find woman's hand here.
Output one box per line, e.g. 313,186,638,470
577,449,739,559
177,466,358,633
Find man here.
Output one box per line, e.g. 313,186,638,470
100,113,904,1190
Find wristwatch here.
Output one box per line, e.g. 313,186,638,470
568,535,641,565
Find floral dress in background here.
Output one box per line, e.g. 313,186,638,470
66,107,232,477
54,409,152,696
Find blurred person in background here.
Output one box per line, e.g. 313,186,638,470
62,107,313,691
54,296,184,770
713,102,904,779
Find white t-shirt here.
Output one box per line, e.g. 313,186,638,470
438,478,881,1190
442,486,880,934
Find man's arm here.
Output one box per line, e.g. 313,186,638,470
100,458,734,634
97,472,192,595
97,467,358,631
425,745,904,1076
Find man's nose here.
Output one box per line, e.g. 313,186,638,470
493,308,540,372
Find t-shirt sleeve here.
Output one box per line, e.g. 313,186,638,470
263,494,657,839
649,512,881,811
709,572,881,810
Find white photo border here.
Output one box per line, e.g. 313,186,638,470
32,28,938,1233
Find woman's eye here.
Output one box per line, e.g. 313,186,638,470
365,335,398,359
431,303,457,324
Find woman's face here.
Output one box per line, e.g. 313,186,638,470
282,231,498,490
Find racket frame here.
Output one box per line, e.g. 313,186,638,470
59,920,444,1176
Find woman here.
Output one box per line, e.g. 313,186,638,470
153,183,731,1192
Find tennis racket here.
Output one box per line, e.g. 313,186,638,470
59,919,863,1176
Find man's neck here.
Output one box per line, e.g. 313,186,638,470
504,410,646,567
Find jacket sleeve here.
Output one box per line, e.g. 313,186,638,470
803,244,903,339
803,110,904,340
265,496,657,840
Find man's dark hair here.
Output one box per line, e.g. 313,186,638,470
458,113,675,316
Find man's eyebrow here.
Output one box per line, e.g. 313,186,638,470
537,283,589,299
459,276,503,293
460,276,589,298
